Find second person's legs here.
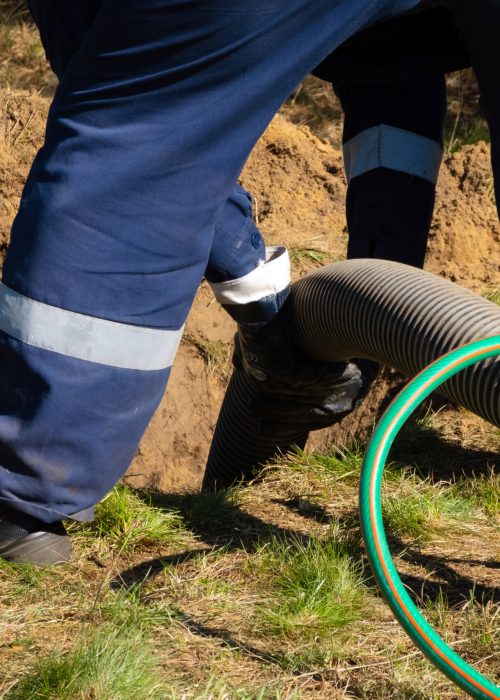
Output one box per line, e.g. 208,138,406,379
445,0,500,217
335,75,447,267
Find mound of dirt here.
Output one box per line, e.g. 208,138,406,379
429,142,500,288
0,90,499,491
241,117,348,266
0,90,48,256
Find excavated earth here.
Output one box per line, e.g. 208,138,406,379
1,90,499,491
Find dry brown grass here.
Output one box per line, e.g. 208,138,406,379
0,1,54,94
182,331,233,381
2,406,498,698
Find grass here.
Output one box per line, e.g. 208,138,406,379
183,332,233,381
421,592,499,681
289,246,331,269
1,420,499,697
0,559,53,596
452,468,500,519
164,678,304,699
460,598,500,658
485,288,500,305
5,622,166,700
0,2,54,94
382,474,479,543
252,533,366,643
283,443,365,485
69,484,187,554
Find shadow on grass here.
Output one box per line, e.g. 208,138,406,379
278,499,500,606
159,608,293,670
336,507,499,606
133,488,313,549
112,487,498,606
112,489,500,605
108,486,497,684
111,487,315,591
389,412,499,482
397,547,500,606
110,547,213,591
271,497,336,524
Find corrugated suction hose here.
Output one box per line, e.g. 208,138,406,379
203,259,500,489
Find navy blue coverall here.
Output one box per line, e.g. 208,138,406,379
0,0,497,524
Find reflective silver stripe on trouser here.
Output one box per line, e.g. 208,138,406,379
343,124,443,185
208,246,290,306
0,284,183,371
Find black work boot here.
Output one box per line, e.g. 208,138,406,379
0,509,72,566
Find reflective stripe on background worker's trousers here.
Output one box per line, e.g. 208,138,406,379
0,0,490,523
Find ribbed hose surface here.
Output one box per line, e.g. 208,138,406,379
203,367,309,487
203,259,500,489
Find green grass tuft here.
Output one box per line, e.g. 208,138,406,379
69,484,186,553
285,444,364,485
100,584,176,630
289,247,331,268
6,623,165,700
253,534,365,641
452,469,500,519
383,475,479,542
485,288,500,305
0,560,55,595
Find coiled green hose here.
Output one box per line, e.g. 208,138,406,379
359,335,500,700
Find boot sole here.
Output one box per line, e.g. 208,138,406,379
0,530,72,566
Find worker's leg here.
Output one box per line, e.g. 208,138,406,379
334,75,447,267
444,0,500,216
27,0,103,79
0,0,422,523
29,0,276,323
28,0,268,290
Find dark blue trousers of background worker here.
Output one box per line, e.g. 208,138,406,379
0,0,498,526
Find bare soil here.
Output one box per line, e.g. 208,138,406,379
0,90,499,491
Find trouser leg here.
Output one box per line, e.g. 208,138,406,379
445,0,500,217
27,0,103,79
334,75,447,267
28,0,269,287
0,0,421,522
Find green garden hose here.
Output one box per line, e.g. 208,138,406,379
359,335,500,700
